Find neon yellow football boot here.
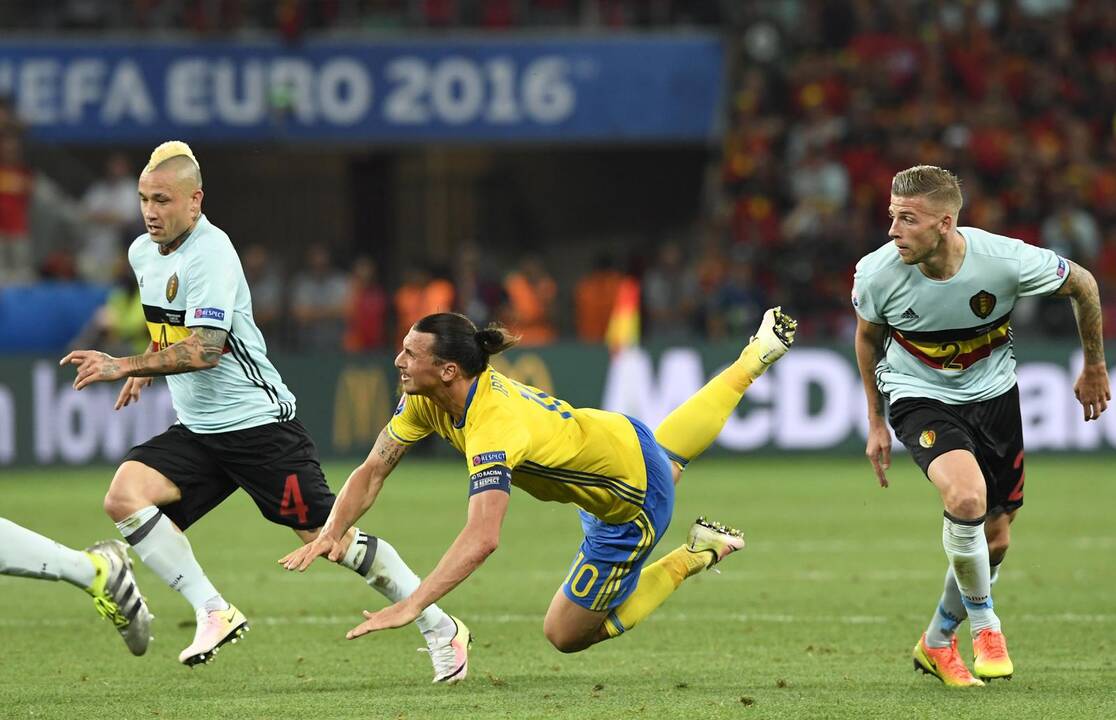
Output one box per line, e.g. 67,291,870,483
973,629,1013,681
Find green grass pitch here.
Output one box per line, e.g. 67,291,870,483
2,456,1114,719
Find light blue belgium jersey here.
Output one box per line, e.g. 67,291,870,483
852,226,1068,404
129,214,296,433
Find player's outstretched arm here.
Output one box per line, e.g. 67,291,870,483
854,316,892,487
113,345,158,410
1054,260,1110,421
345,486,509,640
280,427,408,571
60,327,227,390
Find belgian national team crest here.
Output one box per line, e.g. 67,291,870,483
969,290,996,319
919,430,936,449
166,272,179,302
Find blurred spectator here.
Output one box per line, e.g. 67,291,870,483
69,258,147,357
243,243,284,344
502,255,557,346
642,242,698,342
78,153,139,284
574,253,624,343
291,243,348,352
454,242,506,327
0,130,33,284
343,256,389,353
394,264,455,346
705,248,767,341
1041,195,1101,264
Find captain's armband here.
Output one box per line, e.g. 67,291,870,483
469,465,512,496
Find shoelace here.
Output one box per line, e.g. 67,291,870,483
419,636,461,675
930,640,973,678
942,651,972,678
977,633,1008,659
92,596,128,628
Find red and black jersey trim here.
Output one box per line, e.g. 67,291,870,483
890,312,1012,371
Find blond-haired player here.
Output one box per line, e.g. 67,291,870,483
61,142,472,681
853,165,1109,686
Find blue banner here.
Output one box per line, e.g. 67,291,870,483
0,36,723,143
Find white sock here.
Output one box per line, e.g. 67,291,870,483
0,518,96,588
339,530,452,635
941,513,999,635
926,560,1001,647
116,506,224,612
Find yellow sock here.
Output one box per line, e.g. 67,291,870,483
604,546,711,637
653,341,765,467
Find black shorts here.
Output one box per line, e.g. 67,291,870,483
888,385,1025,516
124,418,335,531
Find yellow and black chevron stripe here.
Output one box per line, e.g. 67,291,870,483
142,304,190,351
890,313,1011,371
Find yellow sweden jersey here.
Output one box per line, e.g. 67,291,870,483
387,367,650,524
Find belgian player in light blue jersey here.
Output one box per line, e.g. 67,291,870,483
61,142,472,682
281,308,796,661
852,165,1110,686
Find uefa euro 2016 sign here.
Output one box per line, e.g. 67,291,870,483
0,37,723,143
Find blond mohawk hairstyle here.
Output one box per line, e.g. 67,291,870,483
144,140,200,174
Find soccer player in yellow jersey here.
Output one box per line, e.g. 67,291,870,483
282,308,795,659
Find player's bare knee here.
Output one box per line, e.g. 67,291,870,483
104,475,140,521
104,461,178,520
945,492,985,521
543,625,589,654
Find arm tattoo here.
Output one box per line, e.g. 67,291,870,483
123,327,228,377
100,356,121,380
1054,262,1106,365
194,327,228,365
373,429,408,469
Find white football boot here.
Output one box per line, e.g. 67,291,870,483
85,539,154,656
178,604,249,667
685,517,746,569
421,615,472,684
749,306,797,367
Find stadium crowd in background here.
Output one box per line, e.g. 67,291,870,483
718,0,1116,340
2,0,1113,352
0,0,725,35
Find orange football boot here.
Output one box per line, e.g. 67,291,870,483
913,633,984,687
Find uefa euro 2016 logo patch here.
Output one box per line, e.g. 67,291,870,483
919,430,936,448
472,451,507,466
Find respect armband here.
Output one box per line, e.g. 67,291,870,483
469,465,512,496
